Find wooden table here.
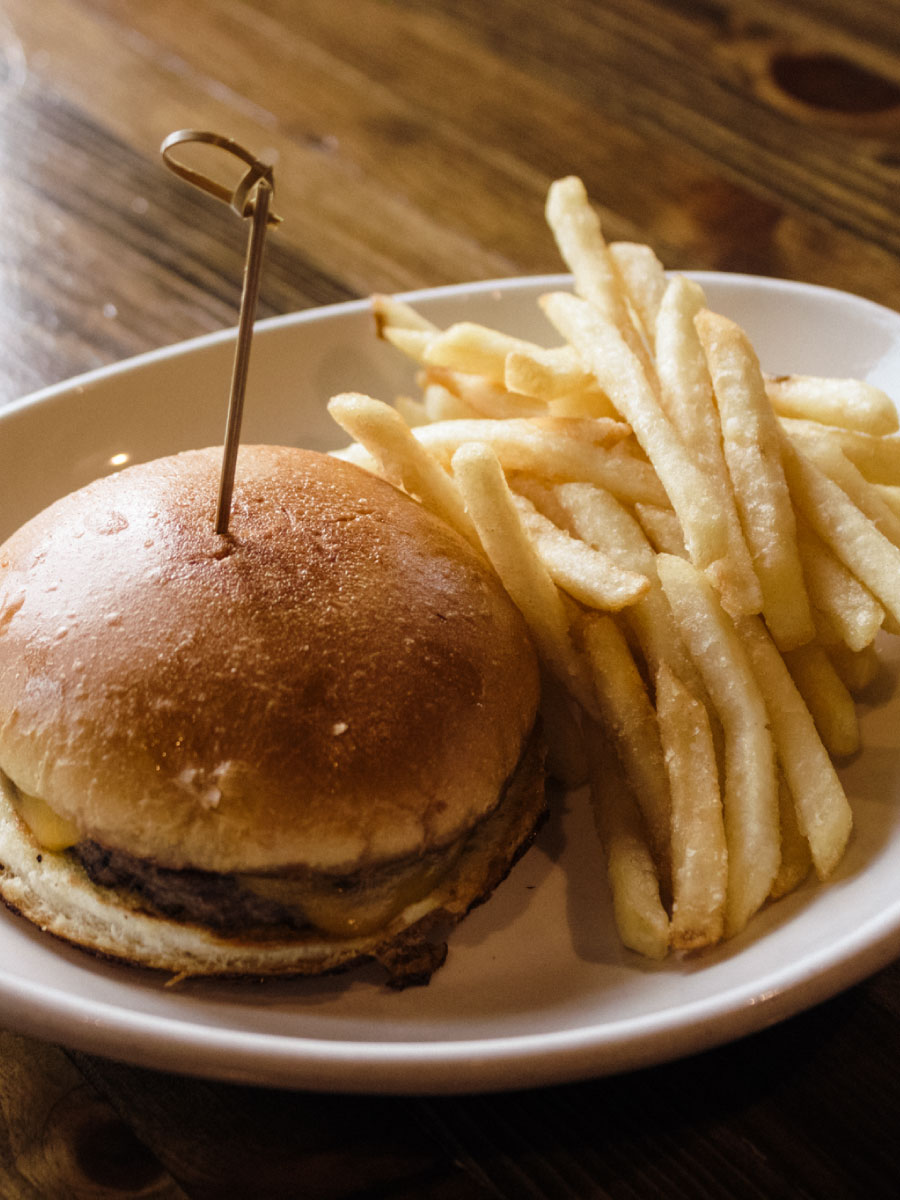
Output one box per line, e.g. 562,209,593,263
1,1,900,1195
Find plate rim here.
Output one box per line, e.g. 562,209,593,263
1,878,899,1094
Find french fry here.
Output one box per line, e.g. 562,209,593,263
379,325,434,363
510,491,650,611
795,435,900,549
873,483,900,520
585,721,670,960
695,309,814,649
548,480,657,570
421,382,481,422
782,418,900,486
503,343,592,397
770,772,813,900
796,520,884,652
736,615,852,879
372,293,438,335
783,642,860,759
542,291,728,570
656,664,727,950
766,373,898,436
413,414,629,449
657,554,779,936
413,418,668,506
633,503,687,557
330,440,378,471
548,483,721,767
609,241,668,346
449,441,595,711
327,393,476,544
545,176,653,376
423,322,552,386
393,394,429,427
423,366,547,419
781,435,900,627
503,345,617,418
546,391,622,421
578,613,672,878
508,473,574,529
548,482,696,685
655,277,762,617
826,641,880,694
546,177,622,317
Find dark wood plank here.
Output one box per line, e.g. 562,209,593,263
416,970,900,1199
0,75,354,402
69,1052,497,1200
0,1033,186,1198
3,0,900,406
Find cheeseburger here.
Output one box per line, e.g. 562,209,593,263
0,445,544,986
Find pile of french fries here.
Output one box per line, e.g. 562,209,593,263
327,175,900,959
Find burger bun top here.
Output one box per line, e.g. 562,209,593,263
0,445,540,874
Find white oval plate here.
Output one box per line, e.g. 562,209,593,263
0,274,898,1094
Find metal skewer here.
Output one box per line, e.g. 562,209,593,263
160,130,281,536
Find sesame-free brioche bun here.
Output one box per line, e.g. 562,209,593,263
0,445,544,983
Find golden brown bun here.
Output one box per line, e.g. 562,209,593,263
0,446,540,873
0,727,546,985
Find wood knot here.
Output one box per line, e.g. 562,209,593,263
770,50,900,115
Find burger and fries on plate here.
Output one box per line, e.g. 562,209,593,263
0,174,896,982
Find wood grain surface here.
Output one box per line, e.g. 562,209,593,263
1,1,900,1196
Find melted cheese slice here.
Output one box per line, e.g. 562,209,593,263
241,848,460,938
11,782,461,939
14,790,80,852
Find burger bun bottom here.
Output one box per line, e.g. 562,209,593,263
0,731,546,988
